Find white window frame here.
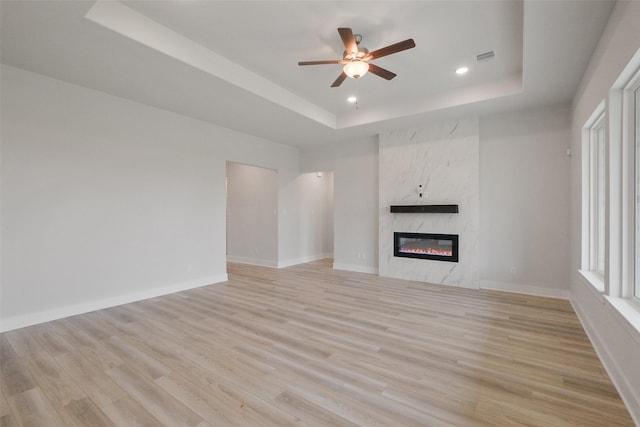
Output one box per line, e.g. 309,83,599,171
624,70,640,302
611,55,640,303
635,84,640,300
605,48,640,336
580,100,607,292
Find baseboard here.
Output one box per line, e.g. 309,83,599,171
480,279,570,300
277,253,331,269
332,263,378,275
226,255,278,268
227,254,334,270
0,274,228,332
571,299,640,426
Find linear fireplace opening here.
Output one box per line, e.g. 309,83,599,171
394,232,459,262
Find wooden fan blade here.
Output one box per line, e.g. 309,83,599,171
367,63,397,80
298,60,343,66
331,72,348,87
366,39,416,60
338,27,358,56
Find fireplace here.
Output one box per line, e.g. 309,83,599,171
394,232,459,262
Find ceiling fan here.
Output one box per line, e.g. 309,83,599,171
298,27,416,87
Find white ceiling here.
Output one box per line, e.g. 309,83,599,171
0,0,615,148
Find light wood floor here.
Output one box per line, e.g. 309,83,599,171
1,259,635,426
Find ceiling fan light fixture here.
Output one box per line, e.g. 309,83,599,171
343,60,369,79
298,28,415,87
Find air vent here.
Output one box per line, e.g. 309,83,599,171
476,50,495,63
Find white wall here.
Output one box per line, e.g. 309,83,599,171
220,126,302,270
225,161,330,269
276,170,334,267
569,1,640,423
288,171,334,266
300,137,378,274
480,104,571,298
226,162,278,267
0,65,300,331
323,171,334,257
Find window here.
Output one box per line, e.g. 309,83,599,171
591,115,607,277
620,61,640,302
589,49,640,335
581,102,606,288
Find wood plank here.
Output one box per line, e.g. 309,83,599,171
106,364,203,426
54,351,127,408
23,351,86,407
0,389,12,418
6,388,66,427
0,413,18,427
59,398,116,427
100,396,163,427
0,259,634,426
3,329,45,357
0,336,37,397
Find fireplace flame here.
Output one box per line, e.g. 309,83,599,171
400,247,453,256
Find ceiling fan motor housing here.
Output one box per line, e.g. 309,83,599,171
344,47,369,61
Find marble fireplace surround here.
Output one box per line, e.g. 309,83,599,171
378,118,480,288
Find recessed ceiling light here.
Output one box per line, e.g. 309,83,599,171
347,96,357,103
456,67,469,75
